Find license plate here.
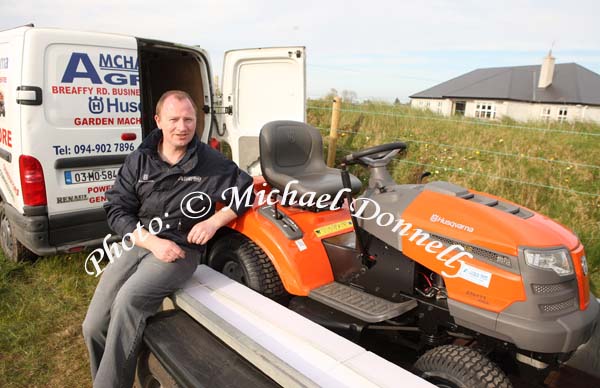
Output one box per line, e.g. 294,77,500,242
64,167,119,185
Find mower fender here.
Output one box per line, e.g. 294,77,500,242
230,206,352,296
228,206,353,295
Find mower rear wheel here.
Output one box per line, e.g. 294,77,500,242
208,232,286,301
415,345,512,388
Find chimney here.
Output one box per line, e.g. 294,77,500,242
538,50,555,88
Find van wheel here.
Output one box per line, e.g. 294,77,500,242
415,345,513,388
135,347,177,388
0,204,37,262
208,232,286,301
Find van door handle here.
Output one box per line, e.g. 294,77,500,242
16,86,43,106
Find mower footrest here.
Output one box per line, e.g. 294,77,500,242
308,282,417,323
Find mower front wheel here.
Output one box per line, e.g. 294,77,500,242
208,232,287,301
415,345,512,388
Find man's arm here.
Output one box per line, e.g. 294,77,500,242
136,197,238,261
186,207,238,246
134,229,186,263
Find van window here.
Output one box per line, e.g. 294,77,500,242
44,44,141,129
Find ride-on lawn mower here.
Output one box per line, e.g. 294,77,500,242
206,121,599,388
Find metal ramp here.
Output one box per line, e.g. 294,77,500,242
173,265,433,388
309,282,418,323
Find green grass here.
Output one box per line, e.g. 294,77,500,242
307,99,600,293
0,253,97,387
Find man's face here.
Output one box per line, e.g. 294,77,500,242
154,96,197,149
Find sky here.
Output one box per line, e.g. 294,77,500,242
2,0,599,102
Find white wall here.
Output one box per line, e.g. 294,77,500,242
505,102,600,123
411,98,600,124
410,98,454,115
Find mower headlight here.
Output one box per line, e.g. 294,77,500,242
524,248,573,276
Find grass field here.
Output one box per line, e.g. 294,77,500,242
0,100,598,387
0,252,95,387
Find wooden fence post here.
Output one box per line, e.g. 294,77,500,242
326,96,342,167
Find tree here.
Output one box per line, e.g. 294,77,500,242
341,90,357,104
323,88,338,101
394,97,401,105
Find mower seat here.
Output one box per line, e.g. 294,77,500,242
259,121,362,201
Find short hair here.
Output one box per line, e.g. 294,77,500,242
155,90,197,116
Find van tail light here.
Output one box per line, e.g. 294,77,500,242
209,137,221,151
19,155,47,206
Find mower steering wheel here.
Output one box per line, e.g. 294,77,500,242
342,142,407,167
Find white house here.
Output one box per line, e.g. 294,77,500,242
409,52,600,123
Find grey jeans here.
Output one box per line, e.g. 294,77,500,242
82,245,199,388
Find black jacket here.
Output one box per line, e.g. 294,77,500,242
104,128,254,249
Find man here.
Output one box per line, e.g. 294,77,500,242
82,90,254,388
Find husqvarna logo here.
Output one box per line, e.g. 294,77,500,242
430,213,474,233
89,96,104,114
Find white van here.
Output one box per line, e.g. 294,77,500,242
0,25,305,261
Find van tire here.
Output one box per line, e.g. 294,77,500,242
415,345,512,388
0,204,37,262
135,347,177,388
208,232,286,301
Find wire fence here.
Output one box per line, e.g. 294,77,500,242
325,127,600,171
307,105,600,137
330,143,600,198
307,103,600,198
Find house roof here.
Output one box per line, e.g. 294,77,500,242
410,63,600,106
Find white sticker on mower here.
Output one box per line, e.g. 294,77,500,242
295,239,307,252
456,263,492,288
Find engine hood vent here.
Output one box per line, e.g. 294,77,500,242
424,181,533,219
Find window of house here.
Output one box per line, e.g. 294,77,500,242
558,108,568,122
541,107,551,121
475,102,496,119
454,101,466,116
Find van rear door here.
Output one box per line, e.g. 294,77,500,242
21,29,141,246
220,47,305,175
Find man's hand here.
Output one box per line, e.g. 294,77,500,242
187,218,219,245
149,238,186,262
187,207,238,245
131,227,185,262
